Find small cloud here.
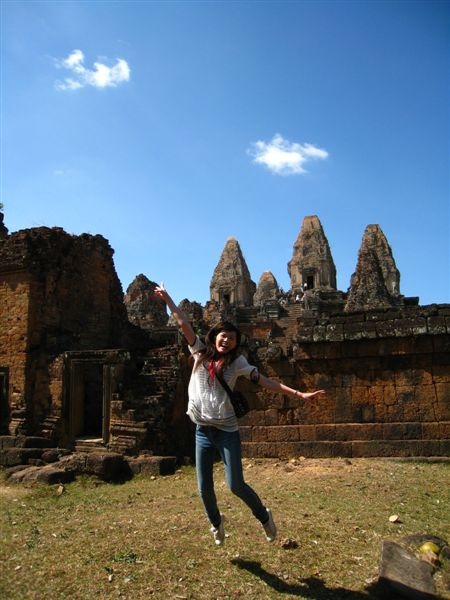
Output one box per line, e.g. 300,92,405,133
55,49,130,91
247,133,328,175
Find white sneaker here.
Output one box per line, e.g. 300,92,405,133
210,514,225,546
262,508,277,542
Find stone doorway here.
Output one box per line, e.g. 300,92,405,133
64,351,120,446
71,362,104,439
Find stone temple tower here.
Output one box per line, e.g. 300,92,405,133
288,215,337,293
253,271,279,308
210,237,256,307
345,224,402,312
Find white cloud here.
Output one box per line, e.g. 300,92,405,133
247,133,328,175
55,49,130,91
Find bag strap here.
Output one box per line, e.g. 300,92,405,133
215,370,234,399
206,359,234,398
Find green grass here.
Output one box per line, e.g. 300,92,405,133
1,458,449,599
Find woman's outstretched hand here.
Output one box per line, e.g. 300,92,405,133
299,390,326,400
154,282,169,302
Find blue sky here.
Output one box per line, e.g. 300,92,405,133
2,0,449,307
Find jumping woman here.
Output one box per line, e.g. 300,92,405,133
154,284,325,546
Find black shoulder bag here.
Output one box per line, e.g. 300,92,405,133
215,372,250,419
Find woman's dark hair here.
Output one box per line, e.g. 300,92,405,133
197,321,242,375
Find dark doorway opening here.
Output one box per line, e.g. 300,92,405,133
71,361,104,440
83,363,103,436
64,350,126,447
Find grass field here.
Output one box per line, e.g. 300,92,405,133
1,457,449,599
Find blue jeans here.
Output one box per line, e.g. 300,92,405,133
195,425,268,528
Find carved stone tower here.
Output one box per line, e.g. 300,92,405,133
345,224,401,312
210,237,256,307
288,215,337,293
124,274,168,329
253,271,279,308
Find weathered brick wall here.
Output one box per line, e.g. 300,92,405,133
0,227,131,436
239,305,450,458
0,271,31,431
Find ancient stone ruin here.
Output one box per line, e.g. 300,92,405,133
288,214,337,292
345,224,403,312
124,273,168,330
0,211,448,482
254,271,280,309
210,236,256,307
0,221,191,481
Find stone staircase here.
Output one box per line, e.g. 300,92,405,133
74,437,107,453
270,304,314,349
109,345,182,455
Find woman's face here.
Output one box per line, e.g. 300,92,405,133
215,330,238,355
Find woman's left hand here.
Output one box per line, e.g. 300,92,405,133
297,389,326,400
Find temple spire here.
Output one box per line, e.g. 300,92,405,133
210,237,256,307
345,224,401,311
287,215,337,294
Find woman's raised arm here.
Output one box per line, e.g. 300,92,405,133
154,284,196,346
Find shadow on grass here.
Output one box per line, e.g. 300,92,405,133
231,558,381,599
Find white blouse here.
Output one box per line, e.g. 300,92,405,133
186,336,255,432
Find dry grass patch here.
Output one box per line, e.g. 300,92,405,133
1,458,449,599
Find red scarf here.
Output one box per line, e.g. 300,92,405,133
208,358,223,380
208,359,216,380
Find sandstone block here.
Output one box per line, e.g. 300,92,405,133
316,424,336,440
249,410,268,426
57,451,130,482
8,464,76,485
264,408,279,425
0,447,44,466
421,423,440,439
0,436,17,449
266,426,299,442
439,422,450,438
126,455,176,476
19,436,56,448
377,540,436,599
440,440,450,455
352,440,423,457
417,441,442,456
427,316,447,335
335,423,383,441
383,423,421,440
238,426,252,441
298,425,316,441
249,426,268,442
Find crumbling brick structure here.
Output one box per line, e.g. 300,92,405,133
0,224,187,458
191,214,449,458
236,304,450,458
0,213,448,463
0,226,127,436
